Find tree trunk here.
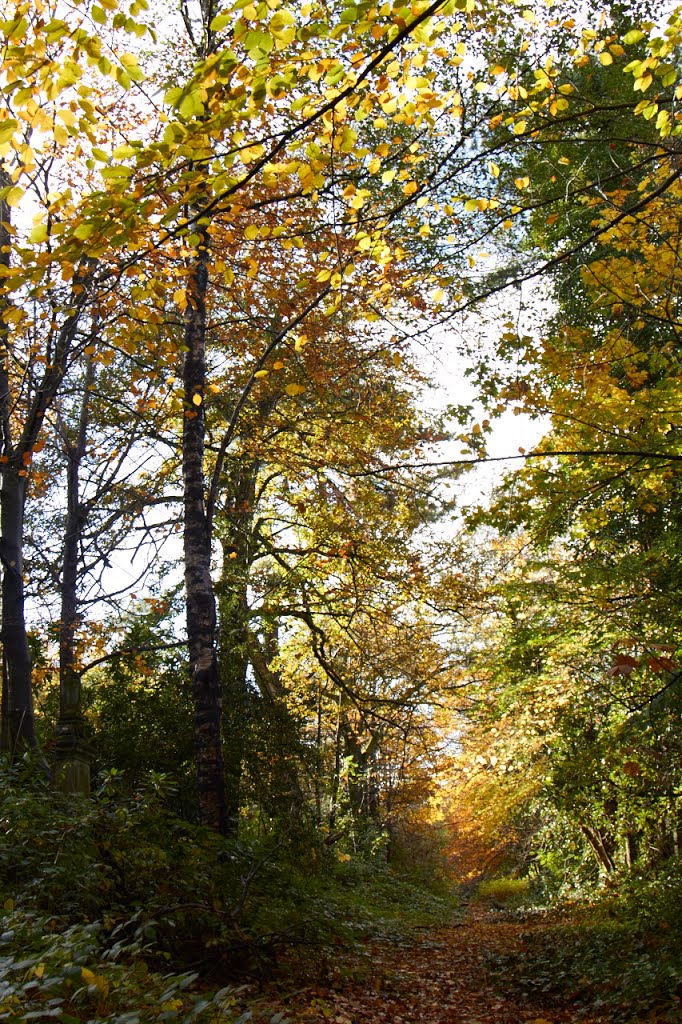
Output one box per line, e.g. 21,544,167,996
0,179,34,750
329,693,343,829
218,537,251,834
581,823,616,874
55,356,95,793
218,460,259,830
183,236,228,832
249,629,306,813
624,832,638,870
0,168,92,763
0,469,36,751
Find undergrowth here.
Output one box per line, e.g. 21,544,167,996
0,758,457,1022
487,864,682,1022
476,876,530,908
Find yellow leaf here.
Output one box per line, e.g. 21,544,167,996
488,161,500,177
74,223,96,240
29,223,48,244
5,186,22,207
254,369,269,377
512,120,527,135
192,393,202,406
210,11,232,31
381,169,396,184
269,8,295,38
599,51,613,65
244,224,259,240
0,119,18,145
173,288,187,307
402,180,418,195
514,176,529,189
339,126,357,154
241,143,265,163
285,383,305,396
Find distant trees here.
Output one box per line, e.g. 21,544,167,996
450,3,682,882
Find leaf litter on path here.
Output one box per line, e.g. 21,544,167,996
241,907,611,1024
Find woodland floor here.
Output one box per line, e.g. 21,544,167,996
225,905,617,1024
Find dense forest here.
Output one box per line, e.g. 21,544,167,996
0,0,681,1020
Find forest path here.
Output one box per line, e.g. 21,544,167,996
250,906,601,1024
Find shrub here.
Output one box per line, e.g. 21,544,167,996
477,876,531,906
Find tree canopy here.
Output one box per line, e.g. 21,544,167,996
0,0,682,1019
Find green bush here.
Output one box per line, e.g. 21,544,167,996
0,907,251,1024
477,876,531,906
489,865,682,1022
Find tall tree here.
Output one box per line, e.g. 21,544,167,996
0,0,153,754
451,3,682,881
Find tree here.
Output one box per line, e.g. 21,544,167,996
99,0,493,828
450,3,682,882
0,0,153,754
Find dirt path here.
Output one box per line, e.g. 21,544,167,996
246,907,601,1024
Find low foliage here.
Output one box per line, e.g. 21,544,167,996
476,877,530,907
488,865,682,1022
0,757,458,1020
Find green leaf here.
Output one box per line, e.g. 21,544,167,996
43,18,69,41
269,9,295,38
1,15,28,39
244,29,274,58
0,119,18,145
210,11,232,31
179,89,205,119
101,165,133,180
29,223,48,244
